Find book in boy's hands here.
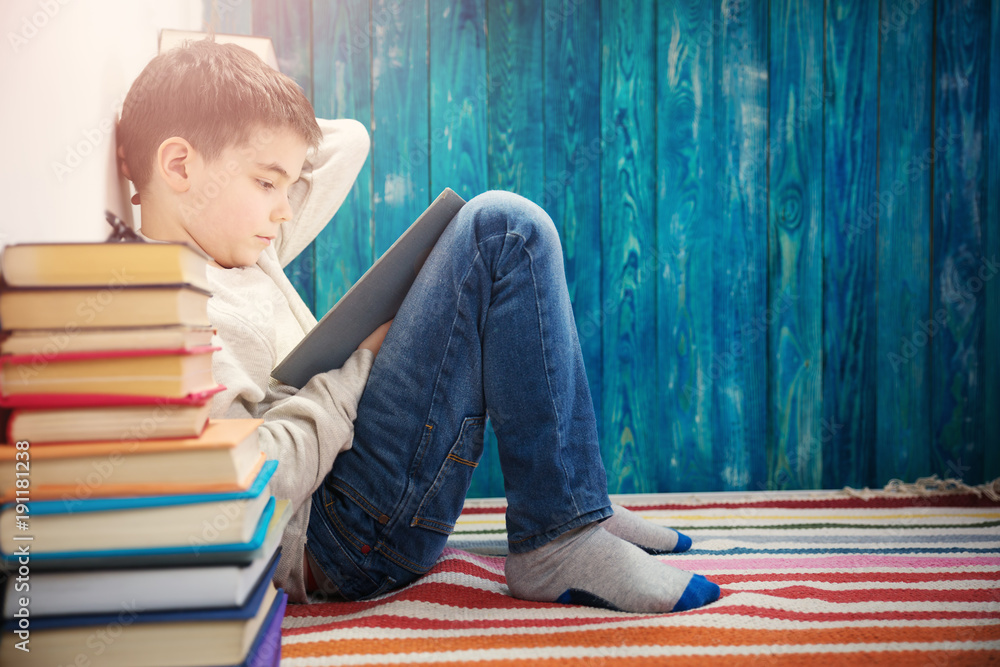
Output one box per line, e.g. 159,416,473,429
0,460,276,557
0,345,218,399
0,324,215,355
0,284,212,330
6,399,212,444
0,558,284,667
0,418,264,501
272,188,467,388
0,241,212,291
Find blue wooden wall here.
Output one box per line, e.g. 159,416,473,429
204,0,1000,496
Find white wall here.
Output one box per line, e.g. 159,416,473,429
0,0,203,251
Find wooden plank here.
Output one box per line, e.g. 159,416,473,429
599,0,656,494
487,0,544,201
253,0,315,312
372,0,430,257
468,0,544,499
312,0,374,315
254,0,312,92
655,1,718,491
932,0,991,484
767,0,824,489
711,0,769,491
474,0,544,499
821,0,879,489
875,0,933,485
541,0,602,465
429,0,488,200
203,0,253,34
428,0,490,494
986,0,1000,481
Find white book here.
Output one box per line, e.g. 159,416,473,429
158,29,278,69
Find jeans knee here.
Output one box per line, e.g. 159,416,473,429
465,190,561,252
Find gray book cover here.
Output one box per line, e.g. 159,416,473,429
271,188,467,388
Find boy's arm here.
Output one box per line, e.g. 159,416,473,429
209,307,375,601
273,118,370,267
210,315,374,507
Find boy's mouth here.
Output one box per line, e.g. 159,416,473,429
256,235,275,245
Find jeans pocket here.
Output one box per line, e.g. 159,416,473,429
411,415,486,535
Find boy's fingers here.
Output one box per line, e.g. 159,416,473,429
358,319,393,356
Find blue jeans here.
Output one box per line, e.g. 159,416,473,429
305,191,612,601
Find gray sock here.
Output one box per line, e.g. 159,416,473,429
504,523,719,613
601,503,692,554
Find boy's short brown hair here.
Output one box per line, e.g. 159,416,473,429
118,38,321,192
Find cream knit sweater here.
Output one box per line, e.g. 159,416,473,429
203,118,374,603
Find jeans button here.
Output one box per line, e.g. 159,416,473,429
378,514,389,525
361,544,371,555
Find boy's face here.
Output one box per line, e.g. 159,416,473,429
179,127,309,268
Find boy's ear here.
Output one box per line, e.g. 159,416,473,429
116,144,141,205
116,144,132,181
156,137,197,193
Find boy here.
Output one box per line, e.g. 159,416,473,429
117,39,720,613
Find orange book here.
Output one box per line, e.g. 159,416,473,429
0,418,264,502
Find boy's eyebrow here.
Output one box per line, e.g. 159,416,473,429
255,161,290,179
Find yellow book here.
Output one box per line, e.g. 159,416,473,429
0,346,217,398
0,285,211,330
0,241,211,291
0,325,215,355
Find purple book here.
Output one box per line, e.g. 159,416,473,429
242,589,287,667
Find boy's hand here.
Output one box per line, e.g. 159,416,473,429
358,319,392,357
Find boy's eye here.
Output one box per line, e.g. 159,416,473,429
256,179,275,190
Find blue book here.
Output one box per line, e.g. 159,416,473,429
9,497,289,573
0,555,285,667
1,461,278,567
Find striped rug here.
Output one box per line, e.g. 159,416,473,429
281,486,1000,665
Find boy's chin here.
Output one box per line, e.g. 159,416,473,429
214,253,261,269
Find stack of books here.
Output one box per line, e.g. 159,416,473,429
0,242,290,667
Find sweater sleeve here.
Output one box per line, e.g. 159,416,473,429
208,303,375,602
274,118,370,268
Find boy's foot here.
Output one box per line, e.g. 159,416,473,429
601,503,692,554
504,523,719,613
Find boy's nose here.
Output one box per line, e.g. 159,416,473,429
273,194,293,223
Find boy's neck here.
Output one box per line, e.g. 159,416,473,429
140,217,186,244
139,199,225,269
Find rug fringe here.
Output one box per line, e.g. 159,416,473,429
842,475,1000,502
